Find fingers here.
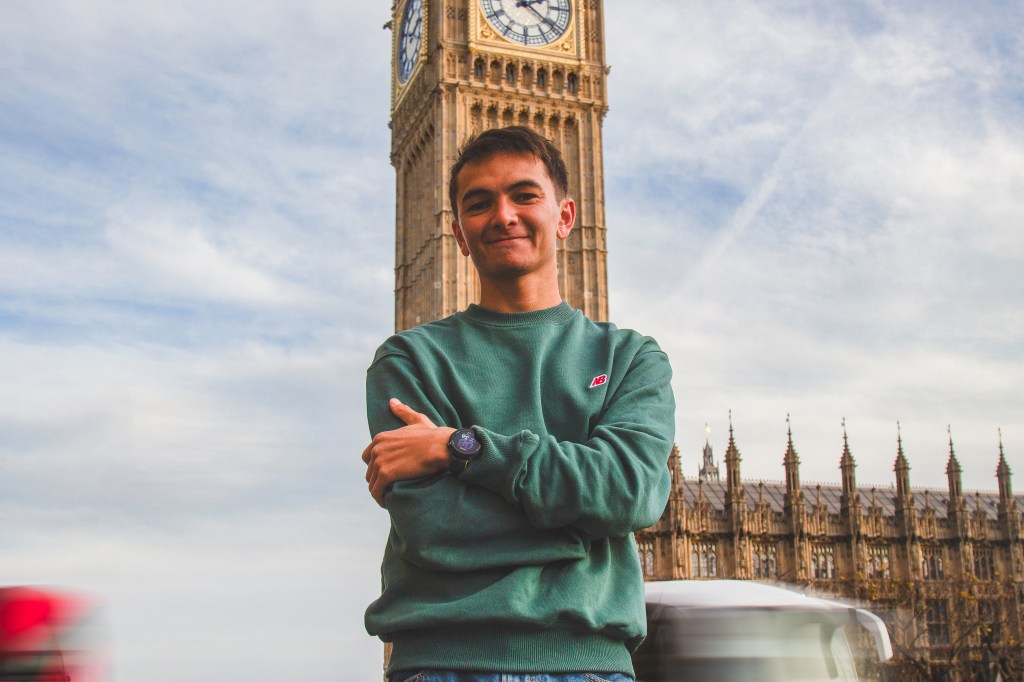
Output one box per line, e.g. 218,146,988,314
363,442,386,506
367,451,388,507
370,475,386,507
368,460,381,500
389,398,434,426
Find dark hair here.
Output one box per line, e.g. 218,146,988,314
448,126,570,217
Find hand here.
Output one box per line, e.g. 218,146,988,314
361,398,455,507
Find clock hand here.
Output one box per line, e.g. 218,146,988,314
525,5,545,20
516,0,556,26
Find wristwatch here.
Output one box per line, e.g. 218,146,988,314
448,428,481,477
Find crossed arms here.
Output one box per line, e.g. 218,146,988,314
361,341,675,540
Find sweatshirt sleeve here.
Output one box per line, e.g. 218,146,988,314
459,342,675,540
366,346,446,438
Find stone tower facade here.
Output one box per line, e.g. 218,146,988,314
388,0,610,331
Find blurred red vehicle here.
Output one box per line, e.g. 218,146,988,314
0,587,104,682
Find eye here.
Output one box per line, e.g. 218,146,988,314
515,192,539,202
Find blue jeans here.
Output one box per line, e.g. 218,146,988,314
389,672,632,682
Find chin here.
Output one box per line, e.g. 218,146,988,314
476,261,533,279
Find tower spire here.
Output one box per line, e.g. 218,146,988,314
998,428,1008,470
894,421,911,500
839,418,859,534
840,418,855,468
699,421,719,482
997,429,1016,515
946,425,963,500
946,425,967,534
783,413,802,506
724,410,743,506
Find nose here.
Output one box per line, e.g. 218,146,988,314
492,195,518,227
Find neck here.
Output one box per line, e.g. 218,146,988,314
477,271,563,313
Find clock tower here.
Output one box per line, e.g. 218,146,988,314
388,0,610,331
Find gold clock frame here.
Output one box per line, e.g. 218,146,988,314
392,0,429,104
469,0,585,63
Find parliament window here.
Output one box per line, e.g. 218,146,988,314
926,599,950,646
567,71,578,95
752,542,778,579
638,540,655,577
691,541,717,578
922,546,944,580
812,544,836,579
978,600,1001,639
866,544,891,580
536,68,547,88
974,545,995,580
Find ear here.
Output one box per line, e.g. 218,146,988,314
451,218,471,256
556,197,576,241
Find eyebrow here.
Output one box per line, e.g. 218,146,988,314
459,180,545,207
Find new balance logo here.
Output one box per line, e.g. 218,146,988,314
589,374,608,389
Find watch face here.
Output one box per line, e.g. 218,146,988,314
451,429,481,456
480,0,572,47
398,0,423,83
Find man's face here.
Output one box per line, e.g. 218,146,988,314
451,152,575,283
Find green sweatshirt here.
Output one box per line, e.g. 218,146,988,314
364,301,675,675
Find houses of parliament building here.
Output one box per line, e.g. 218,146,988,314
636,420,1024,680
385,0,1022,678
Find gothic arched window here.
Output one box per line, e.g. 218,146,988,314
752,542,777,579
552,69,564,93
521,65,533,87
638,541,655,577
812,544,835,580
692,542,717,578
974,545,995,580
866,545,891,580
922,546,944,580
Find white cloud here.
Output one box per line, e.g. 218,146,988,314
104,214,304,306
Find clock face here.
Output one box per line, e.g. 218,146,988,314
398,0,423,83
480,0,572,47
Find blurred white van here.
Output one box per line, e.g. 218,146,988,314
632,580,892,682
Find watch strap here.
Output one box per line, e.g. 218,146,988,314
448,453,472,477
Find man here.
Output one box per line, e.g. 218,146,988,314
362,126,675,682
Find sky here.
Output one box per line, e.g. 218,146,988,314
0,0,1021,680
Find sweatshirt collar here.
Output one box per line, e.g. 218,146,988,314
462,301,576,327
